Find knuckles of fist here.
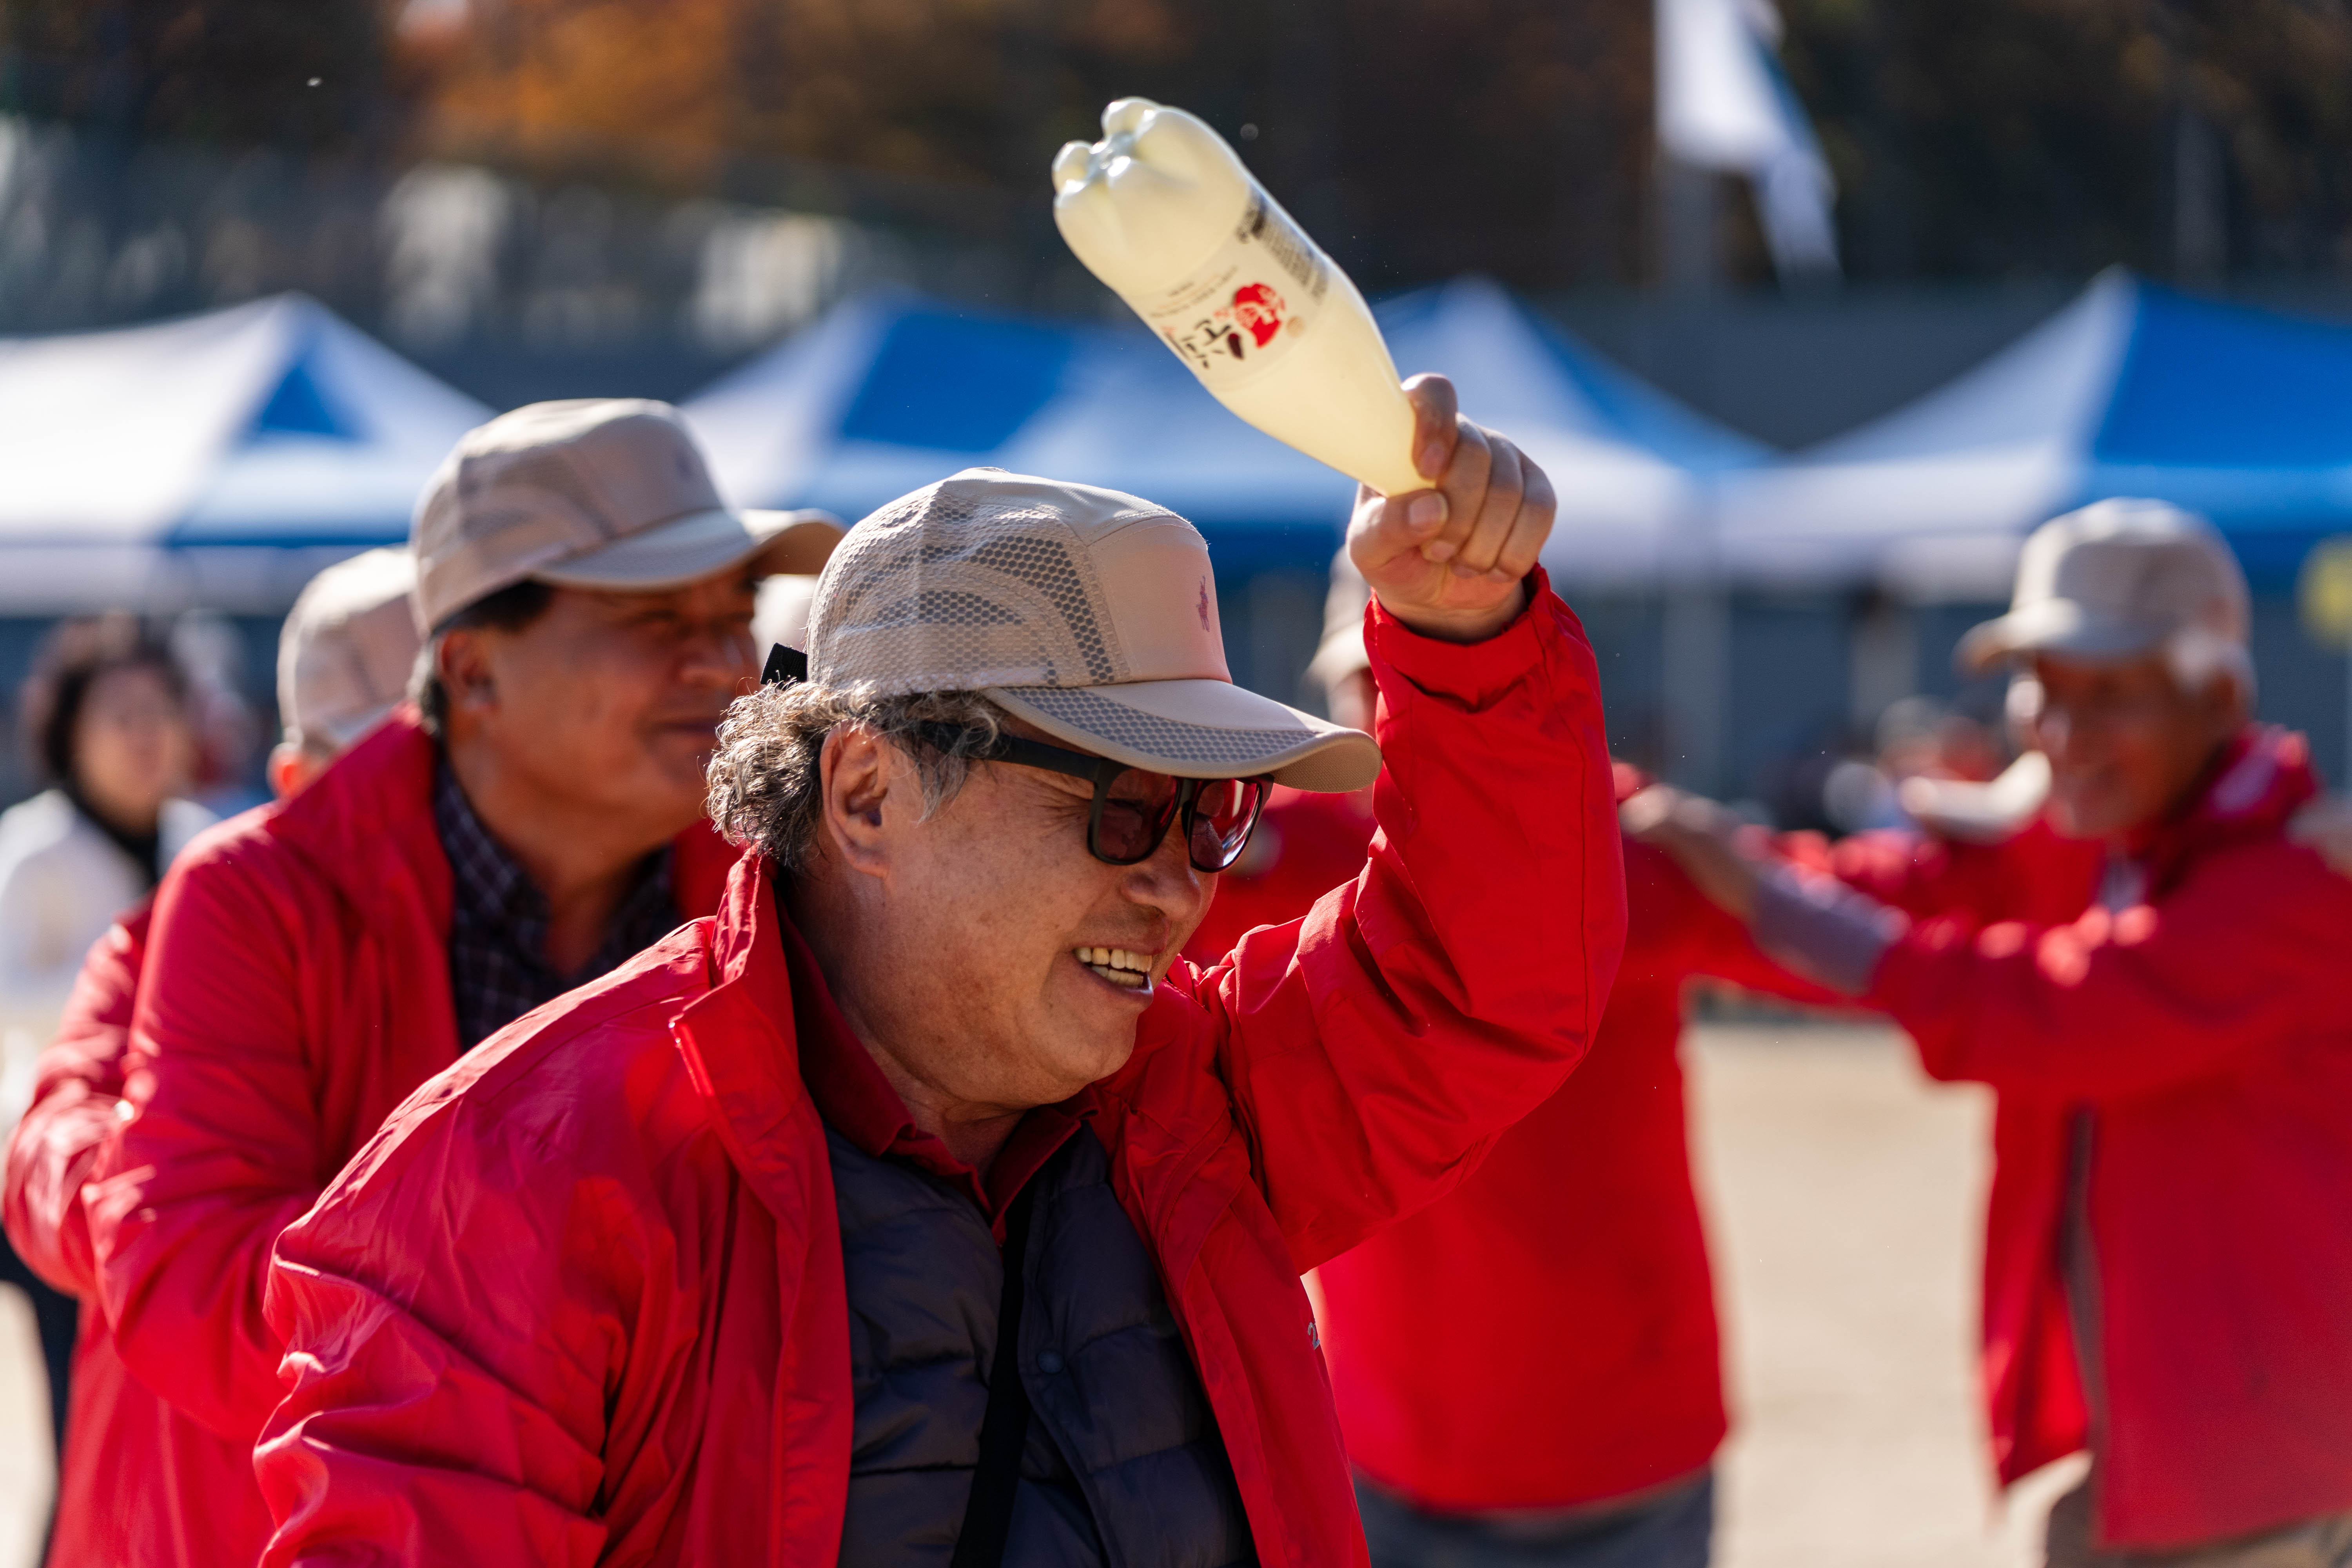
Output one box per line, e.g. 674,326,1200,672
1350,377,1555,641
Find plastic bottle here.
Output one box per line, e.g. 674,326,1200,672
1052,98,1424,498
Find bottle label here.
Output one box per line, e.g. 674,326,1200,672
1139,190,1332,389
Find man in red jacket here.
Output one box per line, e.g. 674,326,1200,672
1189,557,1828,1568
254,377,1626,1566
1636,501,2352,1566
42,401,835,1568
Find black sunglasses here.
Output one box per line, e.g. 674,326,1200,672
917,723,1272,873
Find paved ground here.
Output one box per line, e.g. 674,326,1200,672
0,1019,2071,1566
0,1287,47,1568
1691,1019,2076,1568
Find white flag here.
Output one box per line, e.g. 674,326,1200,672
1656,0,1840,279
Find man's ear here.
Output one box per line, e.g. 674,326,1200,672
818,725,896,880
436,628,498,717
2200,668,2252,740
266,742,312,802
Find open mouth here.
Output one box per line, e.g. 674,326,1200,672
1074,946,1155,991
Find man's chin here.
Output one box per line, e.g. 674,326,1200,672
1060,1033,1140,1094
1044,1011,1144,1090
2049,793,2133,840
638,733,721,796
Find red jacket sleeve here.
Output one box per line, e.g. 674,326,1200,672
1872,838,2352,1100
1187,574,1626,1270
2,907,149,1296
86,841,325,1444
1607,837,1839,1005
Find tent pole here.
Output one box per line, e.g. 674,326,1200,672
1663,487,1728,794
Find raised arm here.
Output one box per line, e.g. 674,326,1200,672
1187,379,1625,1269
1632,783,2352,1098
2,907,148,1296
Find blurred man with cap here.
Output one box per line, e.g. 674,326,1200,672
254,377,1625,1566
266,545,422,796
1633,499,2352,1566
1178,552,1379,963
54,401,837,1568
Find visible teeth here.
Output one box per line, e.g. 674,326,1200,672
1074,946,1155,980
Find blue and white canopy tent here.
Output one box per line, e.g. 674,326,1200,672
685,278,1763,582
0,295,487,612
1717,270,2352,595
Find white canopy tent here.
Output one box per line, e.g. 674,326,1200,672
0,295,487,612
1711,269,2352,598
1381,278,1764,584
1712,271,2134,598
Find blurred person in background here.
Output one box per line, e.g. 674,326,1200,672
268,547,424,796
1632,500,2352,1568
1179,553,1377,962
751,564,823,663
56,401,835,1568
172,610,271,817
2,546,419,1567
1194,554,1837,1568
0,615,210,1477
1820,694,2008,836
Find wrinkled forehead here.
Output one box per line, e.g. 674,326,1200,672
2025,646,2183,699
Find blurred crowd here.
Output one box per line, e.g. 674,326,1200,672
2,390,2350,1568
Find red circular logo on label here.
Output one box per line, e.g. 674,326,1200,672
1230,282,1286,348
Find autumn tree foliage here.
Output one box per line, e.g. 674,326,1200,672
7,0,2352,288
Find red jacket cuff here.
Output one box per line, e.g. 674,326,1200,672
1364,565,1559,708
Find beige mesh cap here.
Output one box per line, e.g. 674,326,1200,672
1958,498,2250,674
411,398,843,631
807,468,1381,791
279,547,424,752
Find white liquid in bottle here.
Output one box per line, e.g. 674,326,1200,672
1053,98,1424,498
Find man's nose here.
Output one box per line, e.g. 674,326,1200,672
2035,707,2078,757
1122,830,1210,924
677,619,759,688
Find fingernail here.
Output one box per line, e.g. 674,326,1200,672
1419,441,1447,477
1407,493,1447,531
1422,539,1458,562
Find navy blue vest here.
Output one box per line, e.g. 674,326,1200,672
828,1121,1257,1568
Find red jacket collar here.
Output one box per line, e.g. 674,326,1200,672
265,706,736,923
2128,724,2316,893
685,854,1094,1231
671,853,813,1224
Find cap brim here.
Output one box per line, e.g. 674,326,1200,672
1955,599,2170,674
535,507,843,593
1896,751,2051,844
986,679,1381,792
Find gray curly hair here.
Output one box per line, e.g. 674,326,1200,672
704,681,1010,871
